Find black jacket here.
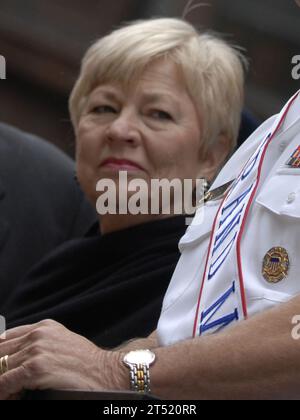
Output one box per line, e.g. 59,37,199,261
5,217,186,348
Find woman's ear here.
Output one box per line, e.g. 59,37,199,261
199,134,232,183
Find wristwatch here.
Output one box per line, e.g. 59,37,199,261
123,349,156,394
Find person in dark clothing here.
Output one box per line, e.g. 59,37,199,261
5,215,187,348
0,123,97,308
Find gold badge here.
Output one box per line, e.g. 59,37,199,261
197,180,235,209
262,247,290,284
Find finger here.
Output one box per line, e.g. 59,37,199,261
0,335,28,358
0,346,50,400
0,348,49,400
2,347,28,372
0,366,28,400
3,320,60,342
0,353,52,400
3,323,37,341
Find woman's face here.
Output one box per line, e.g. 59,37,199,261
76,60,215,208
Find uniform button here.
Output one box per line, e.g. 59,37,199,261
287,192,296,204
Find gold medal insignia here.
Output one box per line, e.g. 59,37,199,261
197,180,235,209
262,247,290,284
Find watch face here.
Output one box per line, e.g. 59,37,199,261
124,349,155,365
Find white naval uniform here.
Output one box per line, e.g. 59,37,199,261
158,91,300,347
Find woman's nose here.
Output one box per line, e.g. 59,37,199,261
106,111,141,147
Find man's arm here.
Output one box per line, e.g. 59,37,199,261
1,299,299,399
111,296,300,400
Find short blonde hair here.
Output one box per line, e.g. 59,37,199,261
69,18,246,151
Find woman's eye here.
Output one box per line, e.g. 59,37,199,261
151,110,173,121
90,105,117,114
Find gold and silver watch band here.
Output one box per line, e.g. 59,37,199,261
123,349,156,394
130,363,151,393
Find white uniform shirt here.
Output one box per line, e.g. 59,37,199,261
158,91,300,347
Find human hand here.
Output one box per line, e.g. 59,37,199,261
0,320,125,400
